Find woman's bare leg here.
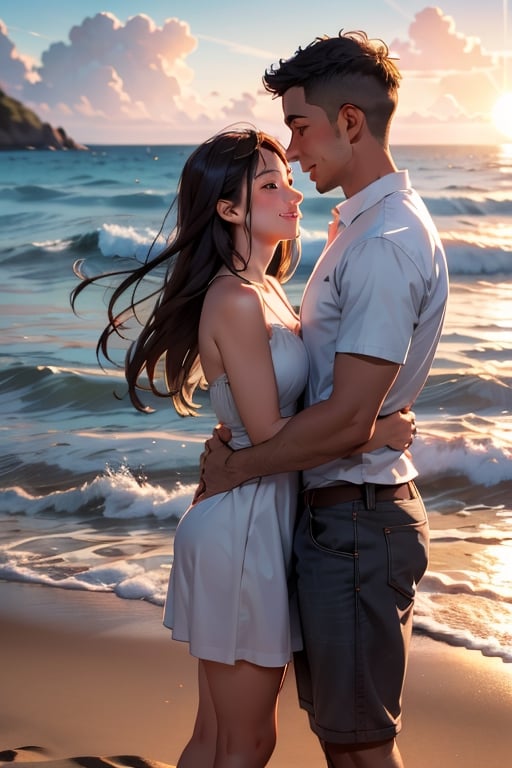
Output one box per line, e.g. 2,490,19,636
177,660,217,768
203,659,287,768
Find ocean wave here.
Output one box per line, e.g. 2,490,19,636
96,215,512,277
0,225,165,268
416,371,512,413
298,190,512,221
2,216,511,277
33,230,102,255
0,464,192,520
424,195,512,217
98,223,166,261
0,362,132,415
5,356,510,429
4,184,69,202
446,246,512,274
80,177,123,187
0,362,209,431
0,469,509,659
2,357,511,490
0,184,169,210
0,425,510,501
415,592,512,662
0,465,185,605
415,558,512,663
413,432,512,488
326,240,512,277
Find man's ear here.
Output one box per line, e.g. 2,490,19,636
337,104,365,142
216,199,243,222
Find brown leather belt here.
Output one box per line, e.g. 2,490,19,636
303,481,416,508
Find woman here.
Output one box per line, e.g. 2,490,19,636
72,128,413,768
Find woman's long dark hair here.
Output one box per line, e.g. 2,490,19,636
71,128,299,416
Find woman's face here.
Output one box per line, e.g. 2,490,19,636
247,148,303,249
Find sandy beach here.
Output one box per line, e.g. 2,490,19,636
1,581,511,768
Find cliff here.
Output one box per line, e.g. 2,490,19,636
0,89,87,150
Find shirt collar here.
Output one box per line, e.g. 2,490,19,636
336,170,411,228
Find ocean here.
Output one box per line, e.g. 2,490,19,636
0,143,511,663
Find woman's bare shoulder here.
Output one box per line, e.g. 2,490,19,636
204,274,263,317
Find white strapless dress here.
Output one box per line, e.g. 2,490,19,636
163,324,308,666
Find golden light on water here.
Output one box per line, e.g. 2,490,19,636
475,539,512,599
492,92,512,140
500,142,512,156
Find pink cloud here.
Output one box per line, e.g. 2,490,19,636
0,8,505,144
0,19,32,93
389,7,501,124
391,7,494,71
23,12,196,121
222,92,257,119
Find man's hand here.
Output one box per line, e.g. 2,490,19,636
384,409,417,451
193,424,236,503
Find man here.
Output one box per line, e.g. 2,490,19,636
199,31,448,768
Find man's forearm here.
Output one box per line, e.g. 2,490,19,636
227,397,372,481
202,355,400,494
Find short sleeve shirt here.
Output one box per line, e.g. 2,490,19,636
300,170,449,488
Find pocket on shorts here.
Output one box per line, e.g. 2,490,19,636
384,511,428,607
308,506,354,556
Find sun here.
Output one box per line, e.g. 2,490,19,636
491,92,512,140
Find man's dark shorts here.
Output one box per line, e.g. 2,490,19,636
292,483,428,745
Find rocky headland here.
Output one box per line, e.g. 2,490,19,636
0,89,87,150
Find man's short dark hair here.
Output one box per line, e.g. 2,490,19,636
263,30,402,143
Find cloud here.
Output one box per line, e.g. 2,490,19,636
23,13,198,122
0,13,278,141
390,7,494,71
0,19,33,93
0,8,506,144
222,92,257,119
399,96,478,123
0,12,220,140
389,7,501,125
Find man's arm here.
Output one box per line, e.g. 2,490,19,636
199,352,399,497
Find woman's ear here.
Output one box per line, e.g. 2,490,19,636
216,199,243,223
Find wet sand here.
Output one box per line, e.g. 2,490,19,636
1,581,511,768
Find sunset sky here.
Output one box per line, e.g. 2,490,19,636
1,0,511,145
